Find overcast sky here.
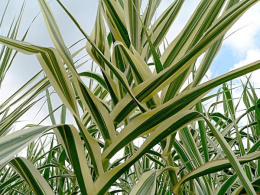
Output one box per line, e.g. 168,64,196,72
1,0,260,129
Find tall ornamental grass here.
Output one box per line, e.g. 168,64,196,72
0,0,260,194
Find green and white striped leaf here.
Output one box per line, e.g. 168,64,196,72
130,167,178,195
86,2,110,65
205,119,257,195
38,0,117,144
142,0,184,58
0,35,79,116
56,0,149,113
97,111,203,193
111,0,259,123
101,0,130,47
125,0,141,51
173,152,260,194
0,125,50,168
55,125,96,195
105,60,260,159
9,157,54,195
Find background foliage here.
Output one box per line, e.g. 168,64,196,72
0,0,260,194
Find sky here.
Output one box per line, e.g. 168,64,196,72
0,0,260,130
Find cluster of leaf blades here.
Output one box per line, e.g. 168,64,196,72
0,0,260,194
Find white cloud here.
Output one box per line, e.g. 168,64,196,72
231,49,260,87
224,3,260,128
224,2,260,54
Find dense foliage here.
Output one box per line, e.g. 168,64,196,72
0,0,260,194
